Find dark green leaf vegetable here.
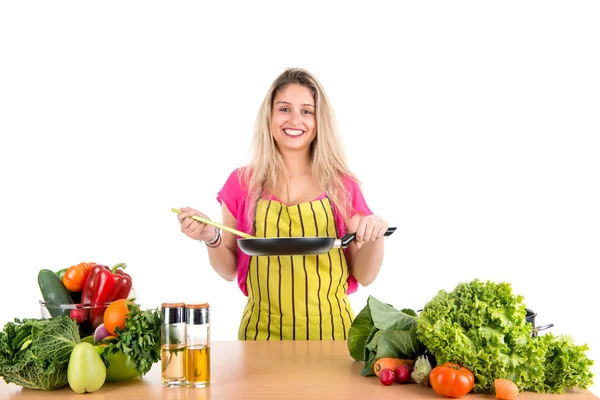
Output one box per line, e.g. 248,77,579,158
347,305,372,362
0,316,80,390
67,342,106,394
416,279,594,394
101,304,161,377
347,296,423,376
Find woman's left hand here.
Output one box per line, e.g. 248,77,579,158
355,214,388,243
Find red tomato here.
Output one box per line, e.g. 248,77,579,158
63,262,95,292
429,362,475,398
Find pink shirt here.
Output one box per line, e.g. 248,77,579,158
216,168,372,296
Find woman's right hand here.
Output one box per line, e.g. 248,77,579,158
177,207,217,242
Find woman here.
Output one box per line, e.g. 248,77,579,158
177,68,388,340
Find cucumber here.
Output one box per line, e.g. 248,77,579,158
38,269,74,317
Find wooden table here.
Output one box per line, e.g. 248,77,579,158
0,341,597,399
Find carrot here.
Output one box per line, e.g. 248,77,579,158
495,379,519,400
374,358,414,377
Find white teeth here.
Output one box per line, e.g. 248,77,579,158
284,129,304,136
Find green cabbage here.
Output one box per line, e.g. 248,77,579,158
0,316,80,390
416,279,593,393
347,296,423,376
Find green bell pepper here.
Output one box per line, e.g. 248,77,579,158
67,342,106,394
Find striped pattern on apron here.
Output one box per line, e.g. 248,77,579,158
238,197,355,340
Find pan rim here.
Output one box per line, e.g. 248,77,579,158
237,236,336,241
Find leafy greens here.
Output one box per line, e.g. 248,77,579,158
347,295,423,376
536,333,594,393
102,304,161,376
0,316,80,390
416,279,594,394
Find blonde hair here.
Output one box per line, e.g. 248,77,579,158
241,68,357,229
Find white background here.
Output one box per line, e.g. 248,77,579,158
1,1,598,396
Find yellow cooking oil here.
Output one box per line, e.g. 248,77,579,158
161,344,186,386
186,345,210,387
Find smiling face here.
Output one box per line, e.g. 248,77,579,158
270,83,317,154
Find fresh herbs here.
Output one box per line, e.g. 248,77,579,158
0,316,80,390
347,296,423,376
102,304,161,377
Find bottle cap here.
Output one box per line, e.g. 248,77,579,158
162,302,185,308
161,302,185,324
185,303,209,309
185,304,210,325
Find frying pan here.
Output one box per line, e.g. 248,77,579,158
172,208,396,256
237,228,397,256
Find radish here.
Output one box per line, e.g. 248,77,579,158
379,368,396,386
395,364,412,383
69,308,86,324
94,323,111,342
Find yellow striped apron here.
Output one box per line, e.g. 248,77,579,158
238,197,355,340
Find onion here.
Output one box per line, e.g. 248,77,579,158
94,323,111,342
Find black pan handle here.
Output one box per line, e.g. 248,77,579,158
340,227,397,247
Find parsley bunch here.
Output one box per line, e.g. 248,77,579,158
103,303,161,376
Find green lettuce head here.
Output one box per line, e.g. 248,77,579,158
416,279,593,394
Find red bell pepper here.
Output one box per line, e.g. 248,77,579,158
82,263,133,329
112,267,133,300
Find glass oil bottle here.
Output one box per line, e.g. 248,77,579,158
160,302,186,387
185,303,211,388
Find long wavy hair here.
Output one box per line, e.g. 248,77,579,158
241,68,357,229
